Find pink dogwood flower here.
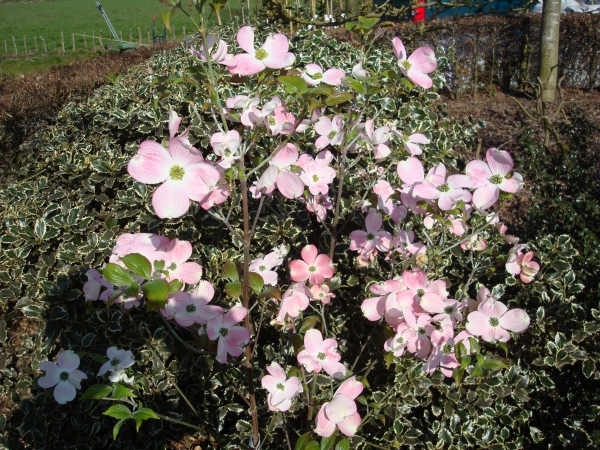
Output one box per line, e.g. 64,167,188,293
128,135,224,219
249,251,283,286
310,284,336,305
466,148,524,210
206,306,251,363
161,238,203,285
301,63,345,86
83,269,113,301
297,329,346,379
210,130,241,169
314,115,344,149
254,143,305,199
289,245,335,286
349,209,393,256
38,350,87,404
170,281,223,327
97,347,135,383
392,37,437,88
189,35,237,68
413,169,474,211
275,283,311,323
315,376,363,437
425,336,460,377
261,362,303,412
466,301,530,343
395,268,448,314
394,130,430,156
234,26,295,76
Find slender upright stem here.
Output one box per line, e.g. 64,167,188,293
239,155,260,448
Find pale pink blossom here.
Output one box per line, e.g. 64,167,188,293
392,37,437,89
297,329,346,379
507,247,540,283
394,230,426,257
255,143,305,199
384,323,414,357
161,238,203,285
189,35,237,68
460,234,487,251
432,299,466,326
249,252,283,286
349,209,393,256
128,137,224,219
305,194,333,221
289,245,334,286
301,63,345,86
300,160,337,196
275,283,311,322
170,281,223,327
466,301,530,343
315,376,363,437
234,26,295,76
413,167,474,211
361,279,406,323
466,148,524,210
97,347,135,383
393,130,430,156
261,362,303,412
206,307,251,364
403,309,434,358
38,350,87,404
310,284,336,305
361,120,393,159
83,269,113,301
314,115,344,149
210,130,241,169
395,268,448,314
352,63,369,80
425,335,460,377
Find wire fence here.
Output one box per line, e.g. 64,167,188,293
2,25,189,59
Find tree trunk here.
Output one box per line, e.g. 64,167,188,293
539,0,561,102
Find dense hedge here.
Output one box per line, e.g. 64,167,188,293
0,23,599,449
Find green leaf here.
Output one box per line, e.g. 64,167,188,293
296,432,313,450
222,261,239,282
259,286,282,301
334,438,350,450
304,441,320,450
103,263,135,287
168,279,184,294
112,384,137,399
124,282,139,298
225,281,243,299
277,75,308,94
35,219,46,239
112,419,125,440
154,260,165,273
582,359,595,378
480,358,508,371
344,79,366,95
453,368,465,386
103,404,132,420
132,407,159,431
498,342,508,358
248,272,264,296
80,384,113,400
161,7,177,33
357,16,380,30
299,316,320,333
141,279,170,311
320,431,337,450
120,253,152,279
325,91,354,106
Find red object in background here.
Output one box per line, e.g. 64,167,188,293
412,0,426,22
153,14,156,22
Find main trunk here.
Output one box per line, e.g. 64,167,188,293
539,0,561,102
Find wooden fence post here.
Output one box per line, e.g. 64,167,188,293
4,40,7,54
172,25,176,39
120,31,123,42
12,36,17,56
72,33,75,51
41,37,47,53
23,36,27,54
34,35,38,52
84,33,87,49
183,26,186,38
129,29,133,43
138,27,142,44
61,31,65,52
99,31,103,48
92,31,96,50
147,31,151,45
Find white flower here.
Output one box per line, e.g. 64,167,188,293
97,347,135,383
38,350,87,404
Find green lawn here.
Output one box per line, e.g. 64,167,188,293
0,0,246,55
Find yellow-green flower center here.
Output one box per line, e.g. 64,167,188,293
312,174,319,182
417,289,425,297
60,371,70,381
317,352,326,360
255,48,268,60
308,265,317,273
489,317,500,327
444,306,454,314
220,327,229,337
186,304,197,313
439,183,450,193
313,72,323,79
401,60,412,70
276,383,285,390
490,174,504,185
442,344,452,354
328,130,337,140
170,165,185,180
396,336,404,344
110,357,120,366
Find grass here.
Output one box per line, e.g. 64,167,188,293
0,0,248,74
0,51,105,76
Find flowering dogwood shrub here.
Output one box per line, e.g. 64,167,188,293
13,12,582,449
